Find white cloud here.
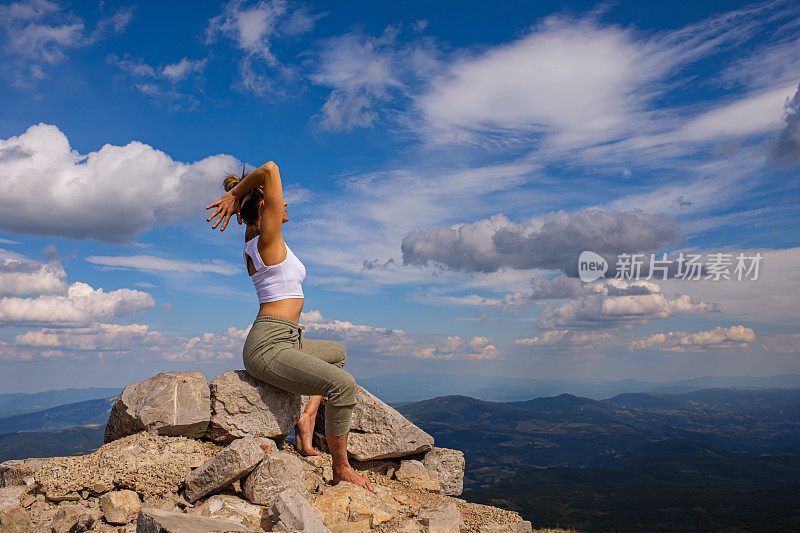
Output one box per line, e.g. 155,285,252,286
107,54,207,109
300,309,498,360
414,2,799,148
0,257,66,296
206,0,323,96
0,0,132,85
0,123,239,242
535,278,718,329
0,282,154,326
161,326,250,362
86,255,238,275
309,26,440,131
631,325,755,352
401,208,679,275
760,333,800,353
516,329,614,348
14,322,157,350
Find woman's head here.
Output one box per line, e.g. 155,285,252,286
223,165,263,226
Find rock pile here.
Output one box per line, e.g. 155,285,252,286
0,370,534,532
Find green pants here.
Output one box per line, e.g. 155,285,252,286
242,315,357,436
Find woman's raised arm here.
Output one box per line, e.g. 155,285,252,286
205,161,282,231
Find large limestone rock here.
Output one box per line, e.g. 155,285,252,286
99,490,141,525
270,487,330,533
184,437,265,503
35,432,219,500
420,448,465,496
242,451,305,506
205,370,302,443
417,501,465,533
185,494,270,530
394,460,441,493
313,386,434,461
311,481,398,530
104,371,211,443
136,507,261,532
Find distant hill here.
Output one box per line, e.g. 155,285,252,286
397,387,800,488
360,372,800,403
0,387,120,418
0,397,116,435
0,426,105,462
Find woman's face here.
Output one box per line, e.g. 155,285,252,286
282,200,289,223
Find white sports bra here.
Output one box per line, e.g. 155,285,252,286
243,236,306,304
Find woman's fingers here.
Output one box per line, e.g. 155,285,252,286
206,200,220,210
206,207,221,223
220,213,232,231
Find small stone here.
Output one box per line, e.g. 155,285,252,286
394,460,440,493
242,451,305,506
100,490,141,525
270,487,330,533
50,504,101,533
205,370,302,444
0,505,33,531
186,494,270,530
136,507,261,532
184,437,265,503
104,371,211,443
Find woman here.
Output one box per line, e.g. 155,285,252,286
205,161,374,493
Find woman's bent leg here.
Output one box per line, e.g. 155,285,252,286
253,345,357,436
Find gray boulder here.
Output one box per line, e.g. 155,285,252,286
104,371,210,443
205,370,302,444
242,451,305,506
184,437,265,503
135,507,261,532
270,487,331,533
313,386,434,461
420,447,465,496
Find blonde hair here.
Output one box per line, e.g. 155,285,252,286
222,165,263,226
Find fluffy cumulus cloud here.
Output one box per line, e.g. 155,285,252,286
160,326,250,362
0,256,66,296
631,325,755,352
0,0,133,85
301,309,497,360
0,281,154,326
534,278,717,329
0,123,239,242
515,329,614,348
206,0,324,96
401,208,680,275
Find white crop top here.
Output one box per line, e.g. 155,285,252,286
243,236,306,303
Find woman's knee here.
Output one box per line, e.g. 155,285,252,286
327,371,357,406
335,343,347,367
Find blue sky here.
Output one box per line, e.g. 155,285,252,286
0,0,799,394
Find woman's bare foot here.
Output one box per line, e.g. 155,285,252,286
332,465,375,493
294,413,320,456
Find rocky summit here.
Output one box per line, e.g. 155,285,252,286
0,370,535,532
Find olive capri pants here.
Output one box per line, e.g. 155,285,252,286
242,315,357,436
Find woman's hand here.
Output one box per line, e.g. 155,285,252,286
205,191,241,231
